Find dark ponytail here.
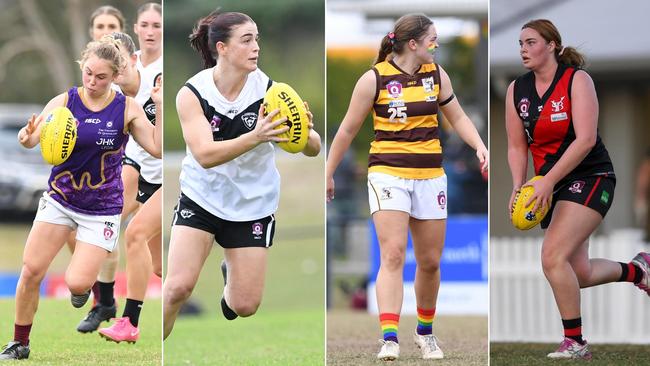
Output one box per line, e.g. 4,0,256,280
557,46,585,68
188,9,254,69
373,13,432,66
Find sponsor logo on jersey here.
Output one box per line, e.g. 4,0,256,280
568,180,585,194
437,191,446,210
422,76,435,93
517,98,530,118
227,108,238,115
179,208,195,219
96,138,115,147
241,112,257,130
600,190,610,205
386,80,403,98
104,221,115,240
551,112,568,122
252,222,263,239
106,121,113,128
551,96,565,112
389,100,405,108
425,95,438,102
84,118,102,124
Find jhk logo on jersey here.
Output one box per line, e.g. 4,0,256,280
568,180,585,194
241,112,257,130
387,80,403,98
252,222,263,239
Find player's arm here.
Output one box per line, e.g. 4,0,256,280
302,102,321,157
126,96,162,158
176,86,288,169
18,93,67,148
505,81,530,216
326,70,375,201
438,65,488,171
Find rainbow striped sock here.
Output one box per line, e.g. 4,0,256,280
379,313,399,343
416,307,435,335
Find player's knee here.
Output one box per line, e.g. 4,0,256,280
125,224,147,251
418,256,440,273
65,274,91,296
20,262,46,285
380,247,405,271
231,299,260,317
164,281,194,304
572,266,592,287
541,245,565,274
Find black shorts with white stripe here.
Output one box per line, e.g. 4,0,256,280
171,193,276,248
136,175,161,204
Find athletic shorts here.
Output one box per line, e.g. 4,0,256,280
171,193,276,248
34,193,120,252
136,175,161,204
541,175,616,229
367,172,448,220
121,154,141,172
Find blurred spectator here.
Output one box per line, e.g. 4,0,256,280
635,148,650,242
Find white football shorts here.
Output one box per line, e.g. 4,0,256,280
34,193,120,252
367,172,448,219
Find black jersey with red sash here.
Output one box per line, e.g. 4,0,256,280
513,64,614,189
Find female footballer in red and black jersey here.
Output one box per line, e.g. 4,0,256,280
505,19,650,360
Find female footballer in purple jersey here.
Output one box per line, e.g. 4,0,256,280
505,19,650,360
327,13,488,361
0,36,161,360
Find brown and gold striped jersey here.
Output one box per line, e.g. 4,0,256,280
369,60,444,179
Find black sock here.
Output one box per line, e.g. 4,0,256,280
221,297,238,320
562,317,584,345
98,281,115,307
618,262,643,284
123,299,143,327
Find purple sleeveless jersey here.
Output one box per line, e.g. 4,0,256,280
47,87,129,215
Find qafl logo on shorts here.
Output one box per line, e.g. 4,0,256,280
252,222,263,239
517,98,530,118
437,191,446,210
103,221,115,240
241,112,257,130
568,180,585,194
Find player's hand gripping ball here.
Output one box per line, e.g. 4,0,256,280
511,176,551,230
263,82,309,153
40,106,77,165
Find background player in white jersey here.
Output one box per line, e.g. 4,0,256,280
162,9,321,339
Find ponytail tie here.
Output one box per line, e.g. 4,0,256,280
387,32,396,45
559,46,565,56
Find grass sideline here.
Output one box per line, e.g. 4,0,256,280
0,298,162,365
327,310,488,366
490,342,650,365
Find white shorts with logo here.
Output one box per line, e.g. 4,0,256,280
34,193,120,252
367,172,448,220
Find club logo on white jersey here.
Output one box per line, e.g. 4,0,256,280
252,222,263,239
551,96,565,112
179,208,195,219
241,112,257,130
144,104,156,116
104,221,115,240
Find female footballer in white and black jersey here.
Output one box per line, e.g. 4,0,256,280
505,19,650,360
162,9,321,340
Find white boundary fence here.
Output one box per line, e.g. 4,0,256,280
491,229,650,344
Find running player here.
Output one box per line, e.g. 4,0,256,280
0,35,161,360
505,19,650,360
76,3,163,334
162,9,321,340
326,13,488,361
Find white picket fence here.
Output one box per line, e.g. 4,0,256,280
491,229,650,344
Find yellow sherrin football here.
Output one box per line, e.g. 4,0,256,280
40,106,77,165
263,82,309,153
511,175,551,230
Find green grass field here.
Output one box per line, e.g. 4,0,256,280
162,154,326,365
327,310,488,365
490,343,650,365
0,298,162,365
